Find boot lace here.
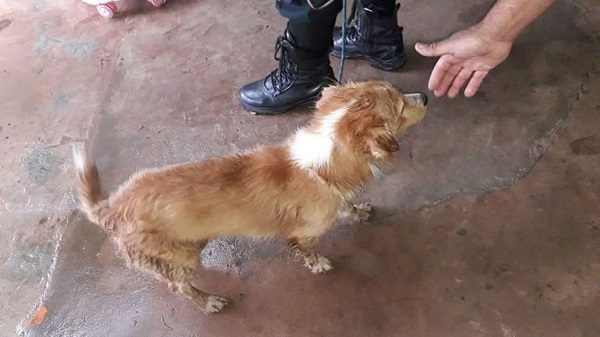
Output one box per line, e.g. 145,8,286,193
264,35,297,92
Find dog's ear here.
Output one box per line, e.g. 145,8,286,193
365,128,399,161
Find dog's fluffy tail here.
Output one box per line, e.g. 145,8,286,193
73,143,106,225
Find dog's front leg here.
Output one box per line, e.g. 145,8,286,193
287,237,333,274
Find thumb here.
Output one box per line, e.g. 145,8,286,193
415,39,454,57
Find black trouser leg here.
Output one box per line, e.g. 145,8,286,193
276,0,343,23
331,0,405,71
238,1,341,114
276,0,343,58
362,0,396,16
275,0,395,58
287,17,338,58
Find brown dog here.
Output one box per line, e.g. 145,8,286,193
73,81,427,313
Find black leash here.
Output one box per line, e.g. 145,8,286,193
337,0,347,83
306,0,348,84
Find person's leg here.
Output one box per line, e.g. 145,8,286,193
331,0,406,71
363,0,395,14
287,18,336,59
277,0,343,54
238,0,342,115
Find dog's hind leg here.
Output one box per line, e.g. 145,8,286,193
287,237,333,274
166,239,228,313
121,236,228,313
168,282,228,313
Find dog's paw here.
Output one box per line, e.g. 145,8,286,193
352,203,372,223
205,295,228,313
304,254,333,274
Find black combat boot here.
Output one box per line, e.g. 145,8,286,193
331,1,406,71
239,30,336,115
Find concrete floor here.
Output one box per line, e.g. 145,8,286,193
1,0,599,336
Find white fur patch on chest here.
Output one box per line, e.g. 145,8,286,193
289,107,347,169
289,130,334,168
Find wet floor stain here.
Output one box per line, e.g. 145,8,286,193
29,0,47,13
52,93,71,110
23,148,64,185
34,22,62,52
64,41,97,59
570,135,600,155
1,243,54,281
0,19,11,32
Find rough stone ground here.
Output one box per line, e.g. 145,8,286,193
0,0,598,336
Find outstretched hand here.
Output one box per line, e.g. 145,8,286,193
415,26,513,98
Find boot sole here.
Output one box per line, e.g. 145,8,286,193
331,50,407,72
239,94,321,116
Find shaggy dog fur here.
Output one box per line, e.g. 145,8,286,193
73,81,427,313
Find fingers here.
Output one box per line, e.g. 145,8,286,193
433,61,461,97
430,65,489,98
415,40,453,57
448,68,473,98
464,70,489,97
422,43,490,98
428,55,454,92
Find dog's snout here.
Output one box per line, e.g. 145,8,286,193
419,93,428,106
405,93,428,106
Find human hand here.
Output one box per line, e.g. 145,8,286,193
415,26,513,98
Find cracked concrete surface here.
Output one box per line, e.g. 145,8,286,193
0,0,599,336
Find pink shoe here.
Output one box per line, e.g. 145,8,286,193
147,0,166,7
96,2,117,19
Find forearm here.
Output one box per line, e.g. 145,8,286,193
477,0,555,42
